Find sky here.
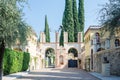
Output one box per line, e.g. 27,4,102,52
23,0,108,42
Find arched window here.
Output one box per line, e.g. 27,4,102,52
115,39,120,47
95,32,100,43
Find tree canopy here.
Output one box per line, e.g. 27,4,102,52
44,15,50,42
0,0,29,48
72,0,80,42
0,0,28,79
78,0,84,32
63,0,74,42
100,0,120,35
60,0,74,45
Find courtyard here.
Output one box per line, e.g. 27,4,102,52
14,68,99,80
1,0,120,80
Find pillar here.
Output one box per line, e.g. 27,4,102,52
40,32,46,43
55,32,59,43
78,32,83,43
64,32,68,43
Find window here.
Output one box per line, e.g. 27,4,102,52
95,32,100,43
105,39,110,49
91,40,93,45
115,39,120,47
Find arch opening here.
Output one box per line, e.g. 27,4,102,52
68,48,78,59
45,48,55,68
68,48,78,68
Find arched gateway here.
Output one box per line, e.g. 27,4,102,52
39,32,83,68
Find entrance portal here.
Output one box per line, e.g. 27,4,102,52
45,48,55,68
68,48,78,68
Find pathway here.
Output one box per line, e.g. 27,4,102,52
14,68,100,80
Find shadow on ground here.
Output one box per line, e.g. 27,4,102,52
16,68,100,80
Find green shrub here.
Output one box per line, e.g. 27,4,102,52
22,52,30,71
3,48,30,75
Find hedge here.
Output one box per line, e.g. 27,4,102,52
3,48,30,75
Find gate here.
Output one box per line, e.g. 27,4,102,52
68,59,78,68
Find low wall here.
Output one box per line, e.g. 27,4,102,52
94,47,120,76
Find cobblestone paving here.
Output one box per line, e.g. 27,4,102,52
15,68,100,80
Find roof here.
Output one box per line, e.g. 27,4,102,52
84,25,101,36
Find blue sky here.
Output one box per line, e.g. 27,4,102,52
23,0,108,42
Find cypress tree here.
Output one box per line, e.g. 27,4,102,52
44,15,50,42
59,11,66,46
62,0,74,42
78,0,84,42
72,0,80,42
78,0,84,32
60,29,64,46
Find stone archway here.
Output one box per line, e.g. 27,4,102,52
45,48,55,68
68,48,78,59
68,48,78,68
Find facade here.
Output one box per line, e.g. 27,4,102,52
79,44,85,69
39,32,83,69
25,32,41,70
97,28,120,49
12,30,84,70
83,25,120,75
13,30,41,70
84,25,101,71
93,28,120,75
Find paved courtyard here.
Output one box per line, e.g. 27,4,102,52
15,68,100,80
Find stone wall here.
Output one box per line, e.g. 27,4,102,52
94,47,120,76
79,52,85,69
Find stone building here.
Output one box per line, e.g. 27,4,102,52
25,32,41,70
12,29,41,71
93,27,120,76
12,30,84,70
79,44,85,69
84,25,101,71
38,32,83,69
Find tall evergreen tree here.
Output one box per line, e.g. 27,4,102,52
44,15,50,42
72,0,80,42
60,0,74,43
78,0,84,42
78,0,84,32
60,29,64,46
